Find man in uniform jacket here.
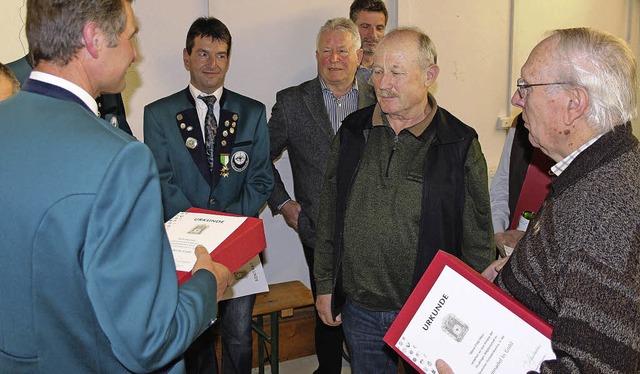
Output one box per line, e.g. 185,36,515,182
0,1,231,372
144,17,273,374
268,18,375,374
7,54,134,136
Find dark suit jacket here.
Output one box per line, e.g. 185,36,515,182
0,79,218,373
6,55,133,136
267,77,375,247
144,87,274,221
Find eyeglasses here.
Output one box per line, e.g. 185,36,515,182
516,78,568,99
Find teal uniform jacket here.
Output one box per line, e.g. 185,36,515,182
144,87,274,221
0,80,218,373
6,55,133,136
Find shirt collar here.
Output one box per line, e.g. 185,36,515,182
319,77,358,97
372,92,438,138
30,71,99,116
551,133,604,176
189,84,223,103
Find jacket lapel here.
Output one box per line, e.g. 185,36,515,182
303,78,334,139
177,88,211,185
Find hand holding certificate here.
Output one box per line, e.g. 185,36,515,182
164,208,267,285
384,251,555,374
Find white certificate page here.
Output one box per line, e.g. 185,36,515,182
165,212,246,272
220,255,269,301
396,266,555,374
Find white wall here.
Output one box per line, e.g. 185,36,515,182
0,0,27,63
1,0,638,288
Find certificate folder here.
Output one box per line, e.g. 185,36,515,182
383,250,554,374
167,208,266,285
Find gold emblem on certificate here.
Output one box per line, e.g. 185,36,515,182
220,153,230,177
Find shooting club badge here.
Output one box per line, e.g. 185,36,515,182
185,137,198,149
220,153,230,177
231,150,249,172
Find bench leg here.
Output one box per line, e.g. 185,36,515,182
270,311,279,374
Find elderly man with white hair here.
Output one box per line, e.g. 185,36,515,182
439,27,640,374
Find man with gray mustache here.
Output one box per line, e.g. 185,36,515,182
313,27,495,373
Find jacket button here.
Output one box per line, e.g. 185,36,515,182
209,198,215,205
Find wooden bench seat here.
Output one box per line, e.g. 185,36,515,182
251,280,314,374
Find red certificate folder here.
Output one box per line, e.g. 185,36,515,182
384,250,553,373
174,208,266,285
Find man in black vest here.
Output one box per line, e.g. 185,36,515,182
313,27,495,373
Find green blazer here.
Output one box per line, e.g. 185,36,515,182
144,87,274,221
6,55,133,136
0,80,218,373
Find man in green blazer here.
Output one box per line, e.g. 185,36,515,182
7,54,134,136
0,0,231,373
144,17,274,374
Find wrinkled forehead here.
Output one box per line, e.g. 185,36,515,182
522,37,559,80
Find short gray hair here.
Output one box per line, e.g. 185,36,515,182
27,0,131,66
548,27,637,132
316,18,361,52
381,27,437,71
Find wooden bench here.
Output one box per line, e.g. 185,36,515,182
251,280,314,374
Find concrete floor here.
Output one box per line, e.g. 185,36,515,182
251,355,351,374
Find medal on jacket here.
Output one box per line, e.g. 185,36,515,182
220,153,230,177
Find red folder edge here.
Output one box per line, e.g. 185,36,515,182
383,250,552,372
175,208,266,285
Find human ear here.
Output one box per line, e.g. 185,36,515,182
424,64,439,87
182,48,191,71
83,23,101,58
564,86,589,125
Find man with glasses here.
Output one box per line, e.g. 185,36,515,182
439,27,640,374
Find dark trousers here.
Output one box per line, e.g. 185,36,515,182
184,294,256,374
184,325,218,374
303,243,344,374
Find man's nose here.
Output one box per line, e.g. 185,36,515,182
511,90,524,108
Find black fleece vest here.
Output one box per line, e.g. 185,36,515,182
330,104,477,314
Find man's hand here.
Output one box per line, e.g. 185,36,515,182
316,294,342,326
191,245,233,302
481,256,510,282
494,230,525,257
436,359,454,374
280,200,301,231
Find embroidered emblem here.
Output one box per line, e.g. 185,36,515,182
231,151,249,172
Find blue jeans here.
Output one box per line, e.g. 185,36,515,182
341,299,400,374
218,294,256,374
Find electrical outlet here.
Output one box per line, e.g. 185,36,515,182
497,116,511,129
